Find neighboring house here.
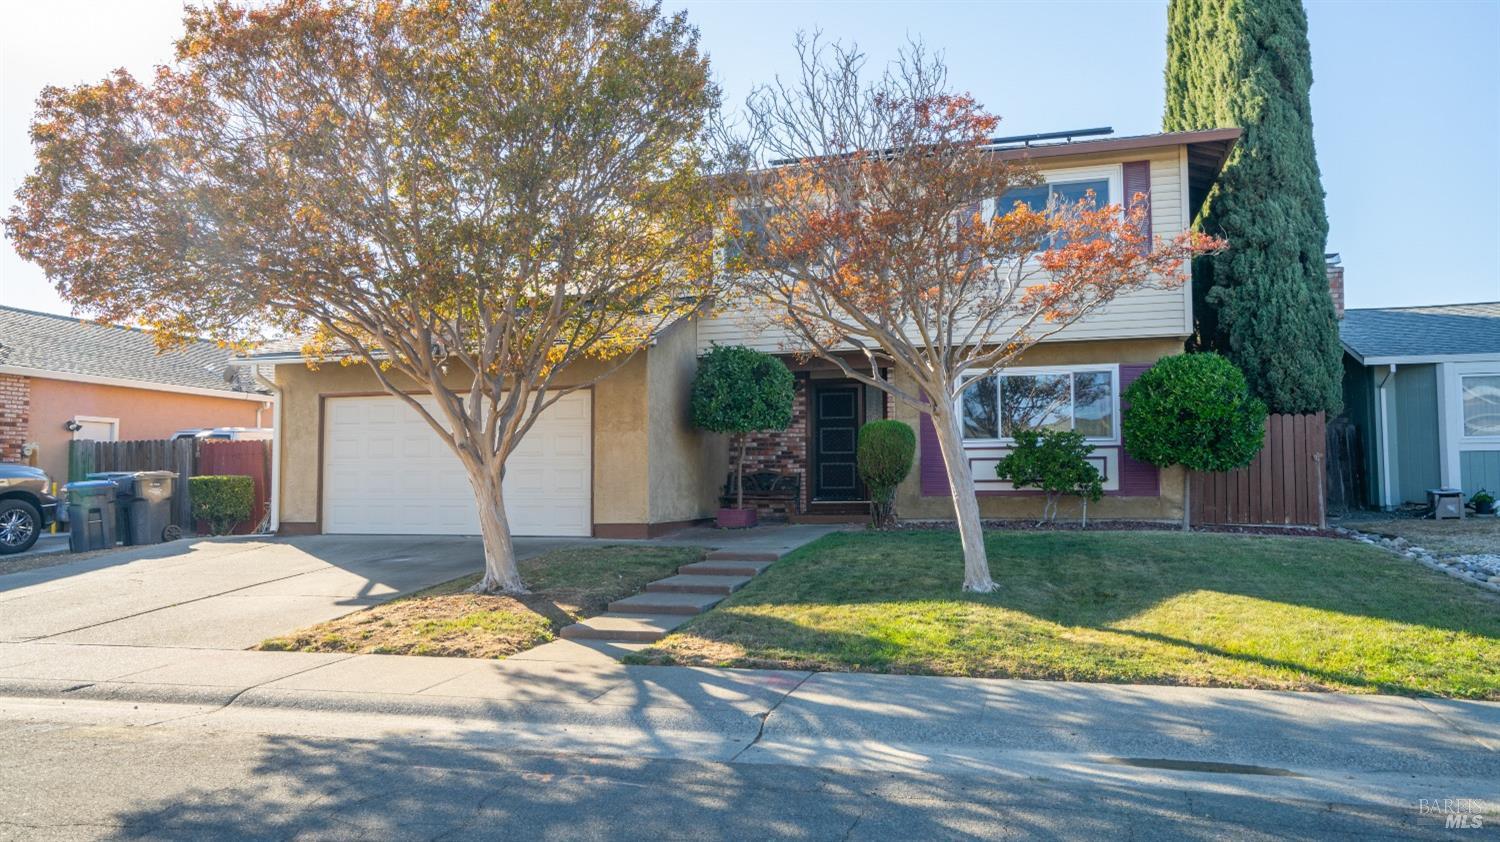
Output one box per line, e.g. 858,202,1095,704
0,306,272,484
1340,301,1500,509
244,127,1240,538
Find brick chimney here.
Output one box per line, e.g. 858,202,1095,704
1326,254,1344,320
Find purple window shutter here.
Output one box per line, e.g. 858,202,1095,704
1117,363,1160,496
918,411,951,497
1122,160,1151,248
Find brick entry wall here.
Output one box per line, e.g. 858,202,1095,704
0,374,30,463
732,378,810,517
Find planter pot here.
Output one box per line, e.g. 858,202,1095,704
1475,501,1495,515
716,507,758,529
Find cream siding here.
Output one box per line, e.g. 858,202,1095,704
696,145,1191,353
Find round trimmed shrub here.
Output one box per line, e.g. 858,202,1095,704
857,420,915,527
691,345,794,510
1122,353,1267,473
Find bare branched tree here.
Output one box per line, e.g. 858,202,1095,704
712,37,1222,591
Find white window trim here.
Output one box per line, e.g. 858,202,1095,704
1458,371,1500,444
71,415,120,442
956,363,1122,447
987,164,1125,220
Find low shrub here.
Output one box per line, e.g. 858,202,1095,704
857,420,916,528
994,429,1103,525
190,474,254,535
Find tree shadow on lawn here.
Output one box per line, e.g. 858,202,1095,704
657,530,1500,697
746,530,1500,639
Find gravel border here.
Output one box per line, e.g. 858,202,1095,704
1334,527,1500,595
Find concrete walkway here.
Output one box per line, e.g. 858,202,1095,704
558,524,836,645
1,639,1495,814
0,535,573,648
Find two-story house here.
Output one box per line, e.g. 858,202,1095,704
244,127,1238,538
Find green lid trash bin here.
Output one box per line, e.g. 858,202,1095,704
64,480,118,552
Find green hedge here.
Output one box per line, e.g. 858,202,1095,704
190,475,254,536
857,420,915,527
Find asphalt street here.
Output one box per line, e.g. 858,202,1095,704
0,701,1473,841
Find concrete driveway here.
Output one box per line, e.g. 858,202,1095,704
0,535,575,649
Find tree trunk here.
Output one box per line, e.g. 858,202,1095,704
930,407,996,592
467,465,526,594
736,435,747,510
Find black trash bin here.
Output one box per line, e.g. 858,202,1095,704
64,480,117,552
128,471,177,544
87,471,138,544
88,471,178,545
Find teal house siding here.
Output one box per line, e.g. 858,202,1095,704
1391,365,1441,504
1460,451,1500,498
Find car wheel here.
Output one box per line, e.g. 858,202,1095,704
0,499,41,555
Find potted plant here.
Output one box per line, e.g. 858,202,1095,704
1470,489,1495,515
691,345,794,528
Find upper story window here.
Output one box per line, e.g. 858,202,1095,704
960,365,1119,443
1461,374,1500,437
996,178,1111,216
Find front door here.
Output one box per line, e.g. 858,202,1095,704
811,383,863,501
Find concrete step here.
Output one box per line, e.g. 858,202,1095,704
705,548,782,562
558,613,689,643
645,574,752,595
678,559,773,577
607,591,724,615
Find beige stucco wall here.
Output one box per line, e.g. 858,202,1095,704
891,337,1187,522
645,318,728,523
272,327,724,532
27,377,267,483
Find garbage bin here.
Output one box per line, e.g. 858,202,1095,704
87,471,138,544
128,471,176,545
64,480,117,552
87,471,178,545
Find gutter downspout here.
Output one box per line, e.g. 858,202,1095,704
1376,364,1397,510
248,366,282,534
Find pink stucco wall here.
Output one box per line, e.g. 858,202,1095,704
26,376,268,482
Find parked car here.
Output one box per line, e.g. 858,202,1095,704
171,427,273,442
0,463,60,555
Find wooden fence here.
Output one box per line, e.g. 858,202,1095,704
66,438,270,534
197,440,272,534
1189,412,1327,528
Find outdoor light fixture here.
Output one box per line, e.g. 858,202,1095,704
63,419,83,433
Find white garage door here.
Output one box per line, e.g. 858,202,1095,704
322,392,591,536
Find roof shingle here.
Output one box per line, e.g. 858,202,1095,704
1340,302,1500,362
0,306,261,393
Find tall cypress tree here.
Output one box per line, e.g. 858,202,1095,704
1164,0,1342,414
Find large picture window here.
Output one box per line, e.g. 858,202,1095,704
960,367,1118,442
1461,374,1500,437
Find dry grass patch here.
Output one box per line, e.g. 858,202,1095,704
1337,514,1500,558
260,544,703,659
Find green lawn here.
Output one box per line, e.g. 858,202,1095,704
626,530,1500,699
261,544,703,659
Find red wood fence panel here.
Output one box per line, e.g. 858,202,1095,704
1190,412,1326,528
195,440,271,534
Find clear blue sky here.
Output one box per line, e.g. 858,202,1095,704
3,0,1497,314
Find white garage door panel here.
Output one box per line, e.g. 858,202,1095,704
322,393,591,536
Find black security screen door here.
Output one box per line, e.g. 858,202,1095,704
812,384,863,500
